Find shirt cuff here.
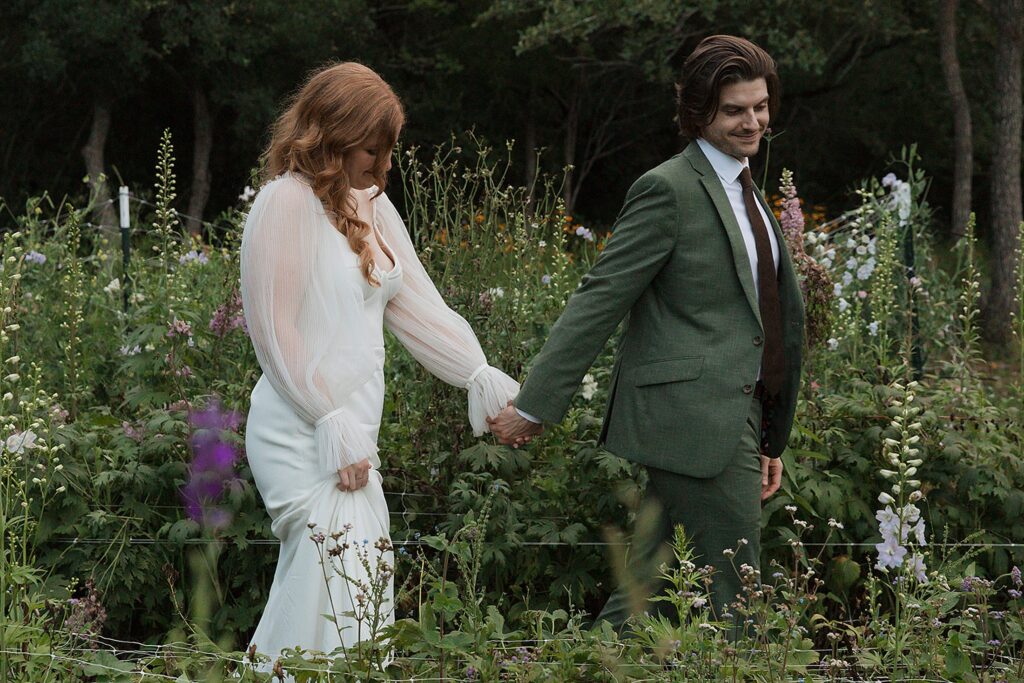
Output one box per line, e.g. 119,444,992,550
515,408,542,424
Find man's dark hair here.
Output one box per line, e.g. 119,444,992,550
675,35,780,139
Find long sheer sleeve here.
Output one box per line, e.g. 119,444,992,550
241,175,380,474
375,193,519,435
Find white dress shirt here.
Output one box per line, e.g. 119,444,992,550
695,138,779,289
515,138,779,424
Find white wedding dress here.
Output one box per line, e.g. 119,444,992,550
239,174,518,668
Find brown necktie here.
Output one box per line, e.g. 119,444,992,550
739,166,784,397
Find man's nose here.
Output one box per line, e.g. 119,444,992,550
742,110,759,128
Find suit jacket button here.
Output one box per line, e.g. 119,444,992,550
743,384,753,394
753,335,763,346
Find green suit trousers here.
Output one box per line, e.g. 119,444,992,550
595,395,764,630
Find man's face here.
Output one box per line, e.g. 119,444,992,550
700,78,770,161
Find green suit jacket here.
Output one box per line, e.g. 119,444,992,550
515,141,805,479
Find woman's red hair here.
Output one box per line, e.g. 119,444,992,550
263,62,405,285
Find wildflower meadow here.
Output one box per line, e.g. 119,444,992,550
1,132,1023,681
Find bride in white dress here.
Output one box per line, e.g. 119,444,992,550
239,62,519,668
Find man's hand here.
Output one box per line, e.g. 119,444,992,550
337,458,372,491
486,401,543,448
760,454,783,501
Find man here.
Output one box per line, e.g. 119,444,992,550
488,35,805,626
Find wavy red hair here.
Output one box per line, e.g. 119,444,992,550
262,62,405,285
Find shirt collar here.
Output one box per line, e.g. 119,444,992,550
696,138,748,185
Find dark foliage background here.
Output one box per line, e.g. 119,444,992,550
0,0,1011,236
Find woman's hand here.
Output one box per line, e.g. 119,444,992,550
337,458,372,491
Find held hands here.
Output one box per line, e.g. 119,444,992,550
487,401,543,448
337,458,372,492
760,454,783,501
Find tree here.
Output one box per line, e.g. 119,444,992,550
983,0,1023,343
937,0,973,240
153,0,376,236
1,0,152,232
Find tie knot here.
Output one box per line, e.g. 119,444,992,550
738,166,754,191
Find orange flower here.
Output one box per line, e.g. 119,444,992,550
438,228,448,245
475,213,485,224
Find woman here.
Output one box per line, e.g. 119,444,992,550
240,62,518,665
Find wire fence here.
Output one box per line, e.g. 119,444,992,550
41,536,1024,550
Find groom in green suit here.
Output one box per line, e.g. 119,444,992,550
489,35,805,625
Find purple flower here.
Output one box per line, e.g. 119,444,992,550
24,250,47,265
190,399,242,434
541,274,552,285
1012,566,1022,587
209,289,248,338
180,399,241,530
167,318,193,339
1008,589,1022,599
179,250,209,265
961,576,975,592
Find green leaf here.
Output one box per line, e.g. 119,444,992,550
440,630,475,650
166,518,200,542
422,534,449,552
430,582,463,617
944,644,971,678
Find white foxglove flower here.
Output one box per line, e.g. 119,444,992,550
913,519,927,546
5,430,37,453
907,553,928,582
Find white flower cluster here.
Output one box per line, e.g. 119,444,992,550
882,173,912,226
5,429,37,453
874,381,928,581
580,373,597,401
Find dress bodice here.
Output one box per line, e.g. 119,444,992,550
317,201,404,346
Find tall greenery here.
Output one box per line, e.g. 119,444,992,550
0,132,1021,680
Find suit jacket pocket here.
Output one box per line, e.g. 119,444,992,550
633,356,704,387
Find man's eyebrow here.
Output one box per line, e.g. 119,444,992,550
720,97,770,109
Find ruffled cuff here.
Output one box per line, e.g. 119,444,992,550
465,363,521,436
314,407,380,475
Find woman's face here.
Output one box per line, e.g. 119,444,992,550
344,140,391,190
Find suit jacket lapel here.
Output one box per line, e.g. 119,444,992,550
684,143,762,327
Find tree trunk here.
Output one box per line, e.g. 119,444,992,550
937,0,973,240
80,97,117,232
186,86,214,238
984,0,1023,343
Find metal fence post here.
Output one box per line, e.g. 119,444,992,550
119,186,131,312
